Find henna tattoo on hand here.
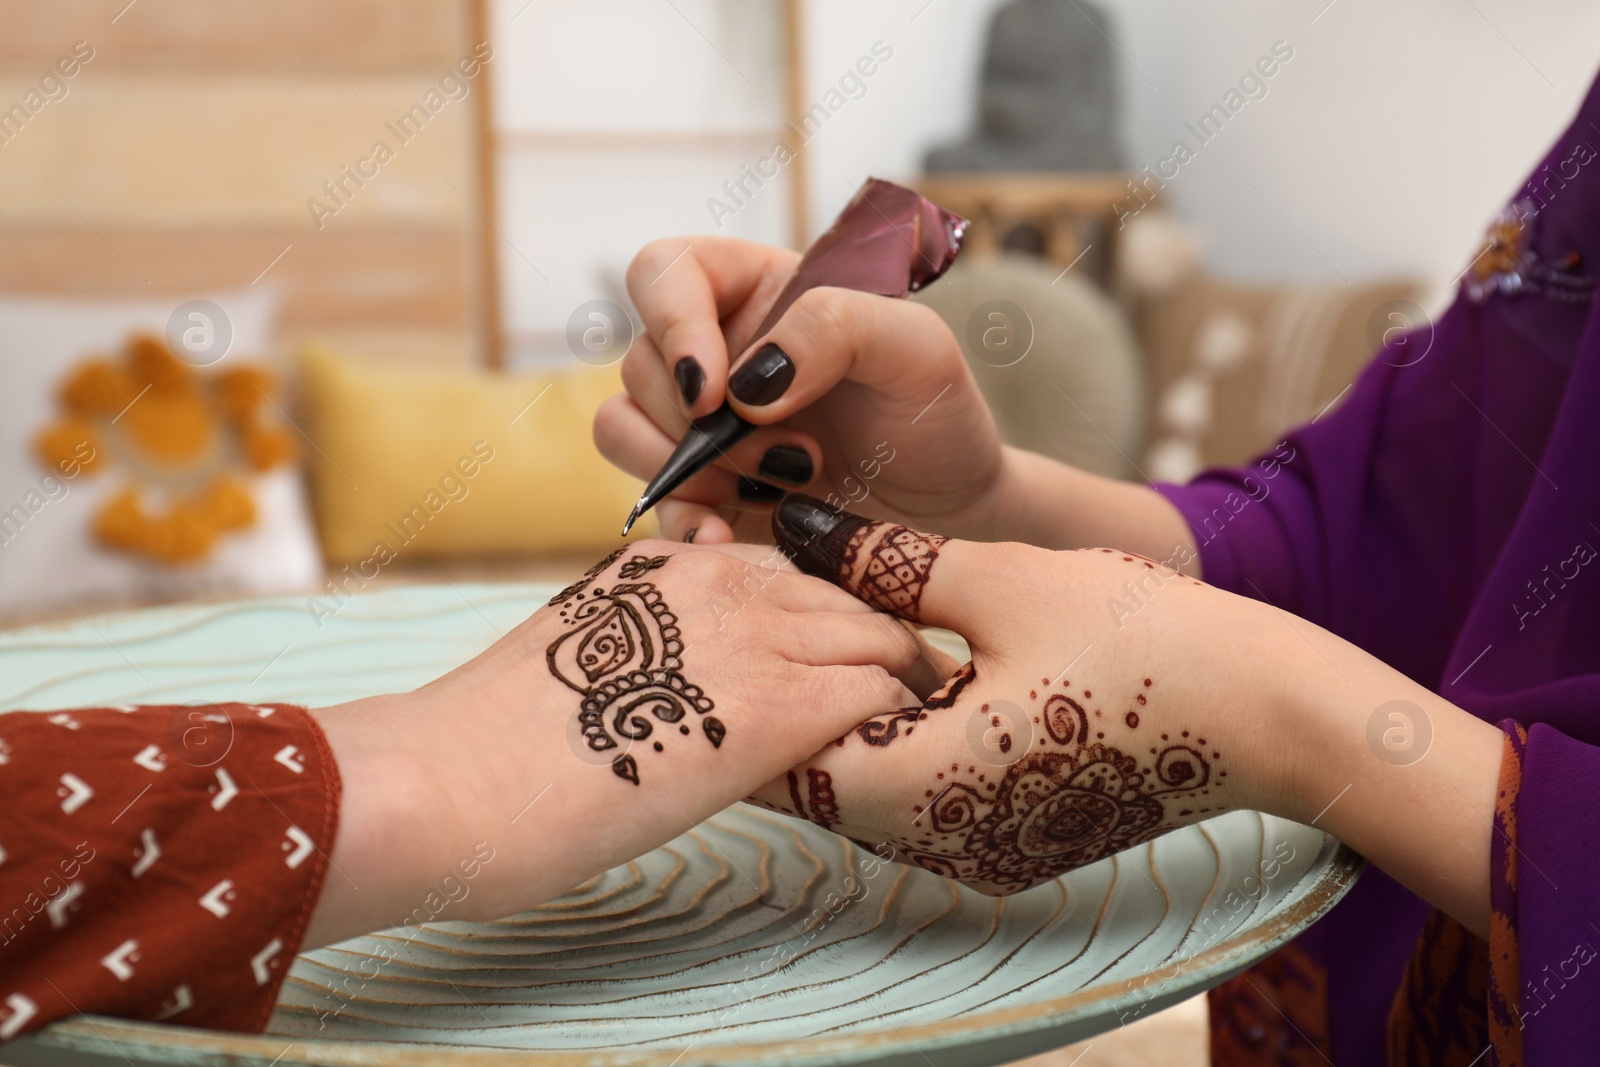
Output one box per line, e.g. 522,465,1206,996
839,663,977,748
786,768,841,829
617,554,669,580
889,678,1225,892
548,547,625,606
788,673,1227,893
925,663,976,708
547,553,724,785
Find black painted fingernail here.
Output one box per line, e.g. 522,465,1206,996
758,445,813,485
728,343,794,406
771,493,871,583
737,477,786,504
674,357,705,405
684,526,698,543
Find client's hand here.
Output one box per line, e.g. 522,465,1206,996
750,496,1294,896
305,540,952,945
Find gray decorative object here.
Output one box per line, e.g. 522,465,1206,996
926,0,1124,173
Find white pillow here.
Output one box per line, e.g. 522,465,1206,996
0,289,321,621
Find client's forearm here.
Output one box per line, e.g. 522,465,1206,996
301,674,571,949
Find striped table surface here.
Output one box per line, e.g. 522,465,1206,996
3,583,1360,1067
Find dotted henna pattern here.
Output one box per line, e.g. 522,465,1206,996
546,554,721,785
904,680,1222,892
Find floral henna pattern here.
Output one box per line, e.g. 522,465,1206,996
890,679,1224,892
839,523,948,622
547,554,723,785
617,554,670,580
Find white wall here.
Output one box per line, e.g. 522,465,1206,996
801,0,1600,292
490,0,1600,355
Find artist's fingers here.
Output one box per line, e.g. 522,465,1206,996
595,387,825,500
771,493,1008,638
626,237,800,419
593,394,743,503
618,330,693,438
723,287,973,425
801,664,920,737
657,499,732,544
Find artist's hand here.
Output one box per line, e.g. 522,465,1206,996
749,496,1295,895
307,539,954,945
593,236,1011,545
751,496,1508,939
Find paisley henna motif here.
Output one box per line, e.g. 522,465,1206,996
547,555,719,784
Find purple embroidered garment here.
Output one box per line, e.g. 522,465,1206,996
1155,68,1600,1064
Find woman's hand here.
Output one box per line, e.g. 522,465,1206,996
747,495,1287,895
304,539,954,946
591,236,1012,545
752,496,1504,937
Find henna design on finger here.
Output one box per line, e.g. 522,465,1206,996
840,524,948,622
787,771,808,819
547,554,721,784
769,495,947,621
847,707,927,747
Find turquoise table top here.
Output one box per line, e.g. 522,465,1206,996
3,583,1359,1067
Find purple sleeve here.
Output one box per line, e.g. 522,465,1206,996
1151,300,1562,684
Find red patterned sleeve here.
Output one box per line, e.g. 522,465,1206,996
0,702,341,1041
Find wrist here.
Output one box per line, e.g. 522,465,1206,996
305,691,474,947
949,444,1035,543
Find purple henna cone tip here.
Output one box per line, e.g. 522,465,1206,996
771,493,872,584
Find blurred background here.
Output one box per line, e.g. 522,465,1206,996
2,1,1597,1061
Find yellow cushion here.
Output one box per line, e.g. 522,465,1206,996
300,347,652,563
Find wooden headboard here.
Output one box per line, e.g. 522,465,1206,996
0,0,490,366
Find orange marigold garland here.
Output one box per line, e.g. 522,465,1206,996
34,333,294,566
